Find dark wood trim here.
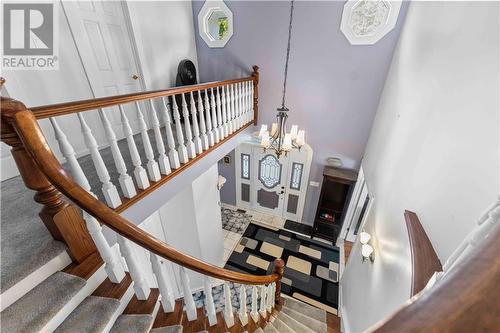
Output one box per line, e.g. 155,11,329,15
92,273,132,299
63,251,103,280
6,107,281,285
123,288,160,315
252,65,259,126
404,210,442,296
114,122,253,213
153,299,183,328
369,223,500,333
30,76,254,119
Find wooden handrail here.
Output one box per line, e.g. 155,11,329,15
2,100,280,285
30,76,256,119
404,210,442,296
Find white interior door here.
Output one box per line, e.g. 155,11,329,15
251,147,289,216
62,0,144,135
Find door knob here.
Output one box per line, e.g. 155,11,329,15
280,190,284,194
132,74,139,80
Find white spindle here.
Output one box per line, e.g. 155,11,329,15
250,80,255,123
135,102,161,181
171,96,189,163
245,81,251,123
51,118,125,283
197,91,209,150
226,85,234,134
117,236,150,300
215,86,224,139
204,89,215,147
210,88,220,144
203,277,217,326
224,282,234,327
251,285,259,323
231,84,237,131
189,92,203,154
149,100,171,176
77,113,121,208
119,105,150,189
239,285,248,326
150,253,175,312
270,282,276,307
259,284,267,318
179,267,197,321
181,93,196,159
220,85,229,137
160,97,181,169
241,82,246,126
99,110,136,198
236,83,242,129
266,284,273,312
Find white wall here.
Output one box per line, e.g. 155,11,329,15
341,2,499,332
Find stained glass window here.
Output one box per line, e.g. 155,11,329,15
241,154,250,179
258,154,282,188
290,162,304,190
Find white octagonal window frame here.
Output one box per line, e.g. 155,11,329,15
198,0,234,48
340,0,402,45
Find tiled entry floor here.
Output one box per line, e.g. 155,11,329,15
221,204,286,263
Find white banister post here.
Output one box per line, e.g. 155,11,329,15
150,253,175,312
246,81,251,123
259,284,267,319
204,89,215,147
226,85,234,134
239,285,248,326
117,236,150,300
149,100,171,176
251,285,259,323
160,97,181,169
181,93,196,159
220,85,229,138
77,113,121,208
135,101,161,182
179,267,197,321
119,105,150,190
224,282,235,327
203,277,217,326
266,284,273,312
236,83,242,129
197,92,209,151
171,95,189,164
215,86,224,139
189,92,203,155
99,110,136,198
271,282,276,308
250,80,255,122
50,118,125,283
240,82,245,127
210,88,220,144
231,84,237,131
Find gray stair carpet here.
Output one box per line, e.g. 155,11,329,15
110,314,154,333
54,295,120,332
1,176,67,292
263,322,279,333
271,317,294,333
276,311,315,333
282,296,326,323
150,325,183,333
281,306,328,333
254,329,265,333
1,271,86,332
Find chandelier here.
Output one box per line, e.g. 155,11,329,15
258,0,305,158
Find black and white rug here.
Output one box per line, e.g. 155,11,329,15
224,223,340,314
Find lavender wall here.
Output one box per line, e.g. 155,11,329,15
192,0,409,224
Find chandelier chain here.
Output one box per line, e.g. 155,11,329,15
281,0,295,109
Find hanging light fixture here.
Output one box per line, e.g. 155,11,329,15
259,0,305,158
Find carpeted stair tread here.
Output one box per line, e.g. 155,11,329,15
277,311,315,333
54,295,120,332
1,271,86,332
281,306,328,332
271,317,295,333
254,329,265,333
150,325,183,333
1,176,67,292
282,296,326,323
263,322,279,333
110,314,153,333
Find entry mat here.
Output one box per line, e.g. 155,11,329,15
224,223,340,314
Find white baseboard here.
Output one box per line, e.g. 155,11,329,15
340,305,351,333
0,250,72,311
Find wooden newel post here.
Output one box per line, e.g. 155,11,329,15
251,65,259,126
1,95,96,263
273,258,285,305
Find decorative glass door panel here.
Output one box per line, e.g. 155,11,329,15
258,154,282,189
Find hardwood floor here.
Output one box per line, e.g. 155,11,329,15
327,313,341,333
344,240,354,263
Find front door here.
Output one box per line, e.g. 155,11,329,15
251,147,289,215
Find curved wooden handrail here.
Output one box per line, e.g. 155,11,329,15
404,210,442,296
30,76,255,119
2,98,280,285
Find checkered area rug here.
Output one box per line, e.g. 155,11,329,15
224,223,340,314
221,208,251,234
